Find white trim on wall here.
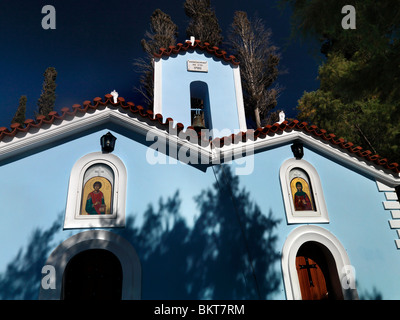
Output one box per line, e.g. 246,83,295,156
232,65,247,132
64,152,127,229
280,158,329,224
281,225,358,300
376,181,400,249
39,230,141,300
153,57,163,117
0,107,399,187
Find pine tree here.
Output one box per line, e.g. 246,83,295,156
283,0,400,162
37,67,57,117
228,11,281,128
184,0,223,47
134,9,178,108
11,95,27,125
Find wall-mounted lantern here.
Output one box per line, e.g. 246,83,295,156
100,132,117,153
291,140,304,160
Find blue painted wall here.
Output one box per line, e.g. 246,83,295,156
0,127,398,299
160,51,241,133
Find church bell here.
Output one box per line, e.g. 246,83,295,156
192,113,206,130
191,97,206,131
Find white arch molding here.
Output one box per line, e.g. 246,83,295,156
39,230,141,300
281,225,358,300
280,158,329,224
64,152,127,229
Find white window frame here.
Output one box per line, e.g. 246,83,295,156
64,152,127,229
280,158,329,224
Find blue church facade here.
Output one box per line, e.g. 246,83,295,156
0,41,400,300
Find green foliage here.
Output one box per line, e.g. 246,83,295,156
36,67,57,117
11,95,27,125
283,0,400,162
298,89,398,158
282,0,400,58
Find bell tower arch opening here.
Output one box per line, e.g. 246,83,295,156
190,81,212,132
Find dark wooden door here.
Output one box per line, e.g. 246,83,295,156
62,249,123,300
296,255,328,300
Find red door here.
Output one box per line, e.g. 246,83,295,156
296,255,328,300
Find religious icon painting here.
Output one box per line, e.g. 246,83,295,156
64,152,128,229
80,164,114,215
81,177,112,215
289,168,315,211
280,159,329,224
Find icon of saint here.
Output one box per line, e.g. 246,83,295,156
85,181,106,214
294,181,312,211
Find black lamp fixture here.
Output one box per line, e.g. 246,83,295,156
291,140,304,160
100,132,117,153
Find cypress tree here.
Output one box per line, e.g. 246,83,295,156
184,0,223,47
11,95,27,125
37,67,57,117
134,9,178,108
141,9,179,55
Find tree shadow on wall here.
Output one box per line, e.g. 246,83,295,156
0,165,282,299
117,165,282,299
0,216,62,299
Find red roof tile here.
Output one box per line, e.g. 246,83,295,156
153,39,240,66
1,94,399,175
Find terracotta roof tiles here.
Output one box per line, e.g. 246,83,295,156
0,94,399,175
153,39,240,66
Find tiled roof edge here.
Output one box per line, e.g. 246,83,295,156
0,94,398,175
153,40,240,66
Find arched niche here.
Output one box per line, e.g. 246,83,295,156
64,152,127,229
39,230,141,300
281,225,358,300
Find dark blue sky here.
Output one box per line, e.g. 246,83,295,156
0,0,322,127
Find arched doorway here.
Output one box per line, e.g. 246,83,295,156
296,241,344,300
39,230,141,300
62,249,123,300
281,225,358,300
